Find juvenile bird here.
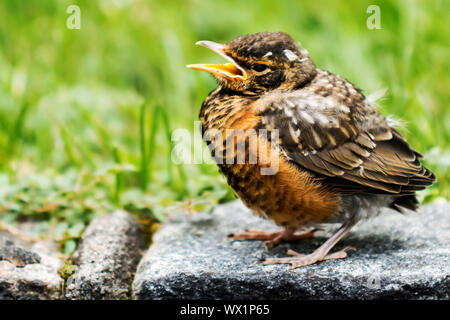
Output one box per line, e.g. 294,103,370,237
187,32,435,268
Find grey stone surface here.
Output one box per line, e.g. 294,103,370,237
0,229,63,300
133,201,450,300
65,210,145,300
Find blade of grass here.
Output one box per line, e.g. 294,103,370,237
59,125,81,168
147,105,160,181
139,102,148,190
79,106,113,152
158,107,175,186
112,145,123,206
7,101,28,160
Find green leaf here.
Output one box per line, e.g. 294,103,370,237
53,222,69,236
68,222,85,238
64,239,77,256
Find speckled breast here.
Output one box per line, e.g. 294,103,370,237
200,90,342,229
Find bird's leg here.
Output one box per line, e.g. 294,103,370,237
263,218,358,268
229,227,321,247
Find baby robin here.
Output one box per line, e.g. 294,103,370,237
187,32,435,268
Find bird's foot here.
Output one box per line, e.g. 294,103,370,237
263,246,355,269
229,228,321,247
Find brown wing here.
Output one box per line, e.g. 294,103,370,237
255,90,435,210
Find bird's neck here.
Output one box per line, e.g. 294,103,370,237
199,86,259,131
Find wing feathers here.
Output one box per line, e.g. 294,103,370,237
257,90,435,198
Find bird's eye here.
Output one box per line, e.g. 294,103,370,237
253,64,268,72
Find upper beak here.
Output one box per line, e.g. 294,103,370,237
187,40,247,80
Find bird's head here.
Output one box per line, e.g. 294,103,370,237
187,32,317,95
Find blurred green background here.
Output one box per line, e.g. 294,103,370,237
0,0,448,253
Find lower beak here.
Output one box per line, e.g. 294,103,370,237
187,40,247,80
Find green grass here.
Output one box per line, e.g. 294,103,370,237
0,0,449,253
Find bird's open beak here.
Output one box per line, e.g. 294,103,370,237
187,41,247,80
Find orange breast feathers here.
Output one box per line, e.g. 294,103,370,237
211,107,342,226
